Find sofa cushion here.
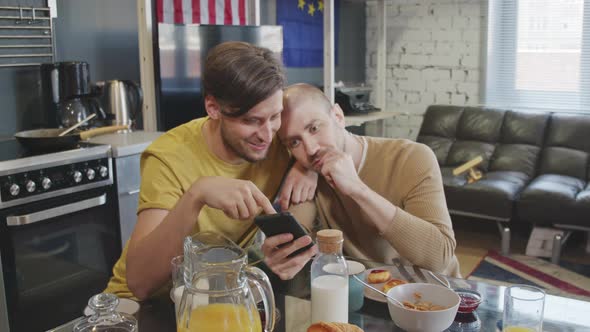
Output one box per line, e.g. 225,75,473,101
442,168,529,220
501,111,548,146
446,141,495,171
539,147,588,180
572,184,590,219
441,167,467,187
456,107,505,143
517,174,586,226
538,113,590,180
417,136,453,166
489,144,540,178
419,105,463,138
546,113,590,152
488,111,548,178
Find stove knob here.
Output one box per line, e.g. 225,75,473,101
86,168,96,180
98,166,108,178
41,177,52,190
25,180,36,193
9,183,20,196
72,171,83,183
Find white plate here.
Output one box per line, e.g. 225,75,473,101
363,266,451,303
84,298,140,316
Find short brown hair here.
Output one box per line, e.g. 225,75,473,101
202,41,285,117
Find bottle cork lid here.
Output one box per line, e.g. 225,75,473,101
317,229,343,243
316,230,343,254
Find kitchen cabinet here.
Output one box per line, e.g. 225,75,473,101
113,154,142,247
88,131,163,246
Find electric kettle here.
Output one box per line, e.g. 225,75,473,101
94,80,143,129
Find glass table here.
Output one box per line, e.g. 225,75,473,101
266,257,590,332
50,257,590,332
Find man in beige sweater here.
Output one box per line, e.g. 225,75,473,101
262,84,460,280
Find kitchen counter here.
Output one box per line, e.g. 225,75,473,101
87,131,163,158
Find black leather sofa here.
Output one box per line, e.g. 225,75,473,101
417,105,590,258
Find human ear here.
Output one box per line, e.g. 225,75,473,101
204,95,222,119
332,104,346,128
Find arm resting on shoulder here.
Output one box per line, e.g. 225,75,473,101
349,144,456,273
277,161,318,211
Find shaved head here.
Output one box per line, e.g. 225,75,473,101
279,83,347,171
283,83,333,115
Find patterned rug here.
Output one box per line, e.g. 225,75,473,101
466,250,590,301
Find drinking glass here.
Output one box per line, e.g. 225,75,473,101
503,285,545,332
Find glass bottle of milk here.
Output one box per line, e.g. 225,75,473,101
310,229,349,324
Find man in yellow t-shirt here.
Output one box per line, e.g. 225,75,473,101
105,42,317,300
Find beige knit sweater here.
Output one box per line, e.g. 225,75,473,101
292,136,461,277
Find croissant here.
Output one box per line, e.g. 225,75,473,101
307,322,364,332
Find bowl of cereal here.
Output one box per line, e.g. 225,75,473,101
386,283,460,332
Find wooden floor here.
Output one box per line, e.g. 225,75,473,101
453,217,590,278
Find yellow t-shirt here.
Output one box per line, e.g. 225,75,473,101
104,117,290,299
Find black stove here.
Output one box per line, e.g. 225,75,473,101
0,139,113,209
0,139,120,332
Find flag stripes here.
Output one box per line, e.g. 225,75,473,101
156,0,246,25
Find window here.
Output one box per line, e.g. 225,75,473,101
485,0,590,112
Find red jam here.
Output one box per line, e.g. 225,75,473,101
371,269,387,273
457,292,482,313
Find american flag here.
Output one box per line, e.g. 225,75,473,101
156,0,247,25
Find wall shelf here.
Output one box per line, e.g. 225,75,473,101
0,5,54,68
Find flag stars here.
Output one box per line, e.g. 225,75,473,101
298,0,306,10
308,2,316,16
318,0,324,12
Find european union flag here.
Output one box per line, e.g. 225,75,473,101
277,0,339,68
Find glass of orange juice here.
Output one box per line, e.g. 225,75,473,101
502,285,545,332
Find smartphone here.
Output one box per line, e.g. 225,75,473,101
254,212,315,258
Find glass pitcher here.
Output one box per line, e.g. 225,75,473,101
177,231,276,332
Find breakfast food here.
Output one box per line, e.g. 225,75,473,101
456,289,482,313
307,322,364,332
382,278,407,293
402,292,449,311
367,269,391,284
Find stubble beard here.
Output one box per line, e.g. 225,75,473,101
220,123,268,163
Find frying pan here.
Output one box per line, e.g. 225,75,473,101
14,125,129,151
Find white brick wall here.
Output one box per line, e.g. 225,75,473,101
365,0,487,139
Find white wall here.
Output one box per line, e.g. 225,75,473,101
365,0,487,139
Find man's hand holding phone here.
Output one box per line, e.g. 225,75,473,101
262,233,317,280
256,213,318,280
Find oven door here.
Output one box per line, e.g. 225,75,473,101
0,187,120,332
